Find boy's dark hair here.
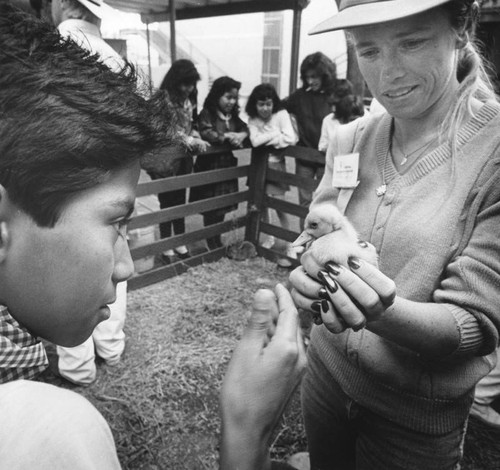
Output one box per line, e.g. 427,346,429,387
335,94,365,124
299,52,337,95
203,76,241,118
160,59,201,106
0,5,175,227
245,83,283,119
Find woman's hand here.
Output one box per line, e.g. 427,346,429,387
220,284,307,470
225,131,248,148
188,136,210,153
290,249,396,334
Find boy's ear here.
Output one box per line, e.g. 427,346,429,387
0,186,11,264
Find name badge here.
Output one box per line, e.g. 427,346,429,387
332,153,359,189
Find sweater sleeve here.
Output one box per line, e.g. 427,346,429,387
198,109,225,144
318,115,331,153
248,118,280,147
270,110,299,149
434,161,500,356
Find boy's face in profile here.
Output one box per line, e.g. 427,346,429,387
0,162,140,347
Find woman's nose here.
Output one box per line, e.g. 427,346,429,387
381,50,405,80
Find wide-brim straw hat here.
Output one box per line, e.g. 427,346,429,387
310,0,453,34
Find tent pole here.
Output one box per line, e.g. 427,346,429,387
289,3,302,94
169,0,176,62
146,22,153,94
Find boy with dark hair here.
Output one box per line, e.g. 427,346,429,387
0,6,306,469
51,0,133,386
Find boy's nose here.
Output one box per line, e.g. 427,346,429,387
113,237,135,282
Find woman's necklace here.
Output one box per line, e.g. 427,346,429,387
376,126,440,197
393,132,439,166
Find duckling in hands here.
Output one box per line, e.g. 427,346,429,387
293,203,378,268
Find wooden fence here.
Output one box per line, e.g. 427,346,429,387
128,144,324,290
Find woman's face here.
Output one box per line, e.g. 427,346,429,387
218,88,239,114
350,8,460,121
179,82,195,100
304,70,323,92
256,98,274,121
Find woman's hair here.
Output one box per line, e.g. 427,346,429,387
203,76,241,118
440,0,498,137
160,59,200,105
245,83,283,118
299,52,337,95
335,94,365,124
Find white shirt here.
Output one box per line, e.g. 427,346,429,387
318,113,341,153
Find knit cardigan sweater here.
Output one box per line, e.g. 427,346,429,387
310,100,500,434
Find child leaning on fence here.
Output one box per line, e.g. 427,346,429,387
142,59,209,264
245,83,299,261
189,76,249,251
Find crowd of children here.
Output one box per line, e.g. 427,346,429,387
149,53,365,263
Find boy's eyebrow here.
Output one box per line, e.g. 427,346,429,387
108,199,135,218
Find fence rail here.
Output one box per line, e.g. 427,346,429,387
128,144,324,290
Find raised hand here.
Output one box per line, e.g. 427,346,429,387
220,284,307,470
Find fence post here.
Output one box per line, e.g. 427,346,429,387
245,147,268,246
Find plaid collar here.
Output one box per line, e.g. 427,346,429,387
0,305,48,383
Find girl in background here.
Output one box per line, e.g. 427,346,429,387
245,83,298,262
144,59,209,263
318,79,365,153
190,76,249,251
283,52,338,227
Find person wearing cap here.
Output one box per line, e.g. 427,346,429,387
51,0,123,72
50,0,130,386
289,0,500,468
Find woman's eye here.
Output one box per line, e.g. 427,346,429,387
358,48,378,59
401,39,426,50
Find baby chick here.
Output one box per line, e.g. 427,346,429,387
293,203,378,267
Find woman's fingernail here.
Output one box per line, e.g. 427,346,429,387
325,262,342,276
311,301,321,313
348,257,361,270
323,274,338,294
321,299,330,313
358,240,368,248
318,287,329,300
317,270,327,282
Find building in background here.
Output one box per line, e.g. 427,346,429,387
100,0,346,105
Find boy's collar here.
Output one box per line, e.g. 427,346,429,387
0,305,48,383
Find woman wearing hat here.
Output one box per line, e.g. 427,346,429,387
288,0,500,468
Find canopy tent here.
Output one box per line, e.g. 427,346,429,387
105,0,308,22
105,0,311,93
